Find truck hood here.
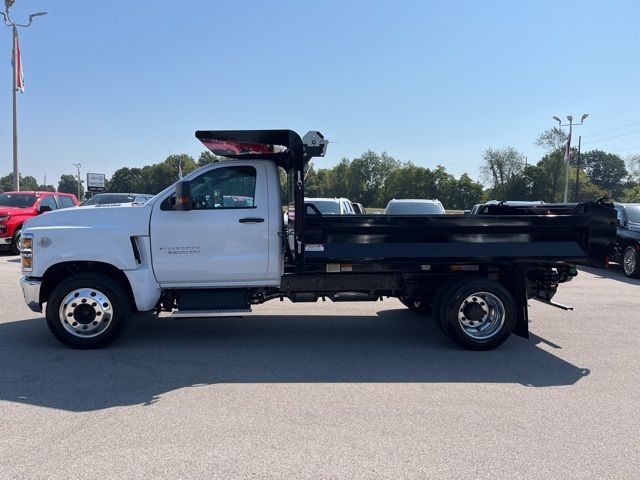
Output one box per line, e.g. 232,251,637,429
24,204,151,236
22,204,154,277
0,206,36,217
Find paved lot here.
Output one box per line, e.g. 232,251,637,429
0,253,639,479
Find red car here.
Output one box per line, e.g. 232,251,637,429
0,191,80,254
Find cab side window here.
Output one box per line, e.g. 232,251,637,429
40,196,58,211
161,165,257,211
58,196,76,209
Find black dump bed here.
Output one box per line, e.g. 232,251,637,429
302,202,616,268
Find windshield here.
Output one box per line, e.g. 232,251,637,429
385,202,444,215
309,200,341,214
0,193,37,208
82,194,135,205
626,205,640,223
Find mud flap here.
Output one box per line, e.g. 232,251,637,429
512,267,530,339
585,201,617,268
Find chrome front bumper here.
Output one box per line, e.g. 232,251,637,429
20,277,42,313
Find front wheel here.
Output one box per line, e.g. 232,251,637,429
622,246,640,278
9,228,21,255
45,273,132,349
437,277,516,350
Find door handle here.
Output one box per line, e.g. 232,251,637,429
239,217,265,223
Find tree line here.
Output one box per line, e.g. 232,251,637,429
2,127,640,207
480,127,639,203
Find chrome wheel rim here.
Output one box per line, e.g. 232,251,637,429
623,249,637,276
58,288,113,338
457,291,505,341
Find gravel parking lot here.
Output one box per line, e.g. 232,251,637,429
0,253,638,479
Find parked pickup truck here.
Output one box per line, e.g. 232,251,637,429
19,130,616,351
1,191,79,254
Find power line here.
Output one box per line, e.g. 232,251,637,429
583,128,640,145
582,120,640,138
612,145,640,153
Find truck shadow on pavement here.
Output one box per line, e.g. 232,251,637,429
0,309,590,412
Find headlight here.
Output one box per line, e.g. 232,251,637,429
0,214,9,223
20,233,33,272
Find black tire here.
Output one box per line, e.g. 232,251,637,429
45,273,132,349
9,228,21,255
399,295,431,314
431,277,461,336
437,277,516,351
622,246,640,278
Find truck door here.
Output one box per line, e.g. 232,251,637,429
149,162,270,286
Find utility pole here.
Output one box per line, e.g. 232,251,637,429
73,163,81,199
1,3,47,191
552,114,589,203
574,135,582,201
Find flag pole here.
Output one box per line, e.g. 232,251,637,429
12,25,19,191
2,6,48,191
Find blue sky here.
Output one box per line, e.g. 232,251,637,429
1,0,640,187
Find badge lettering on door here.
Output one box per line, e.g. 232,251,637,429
159,246,201,255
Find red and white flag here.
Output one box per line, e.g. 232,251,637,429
13,32,25,93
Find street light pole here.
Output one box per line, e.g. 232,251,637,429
553,114,588,203
2,3,48,191
11,24,18,191
574,135,582,201
73,163,81,199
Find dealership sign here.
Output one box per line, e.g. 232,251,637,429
87,173,106,192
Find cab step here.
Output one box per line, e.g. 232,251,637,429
172,308,251,318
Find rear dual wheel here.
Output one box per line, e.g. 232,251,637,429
436,277,516,351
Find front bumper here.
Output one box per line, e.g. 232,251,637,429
0,236,12,246
20,277,42,313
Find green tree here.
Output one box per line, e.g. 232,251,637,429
58,174,84,198
449,173,485,209
479,147,526,199
21,176,39,190
536,150,566,202
627,154,640,183
581,150,627,198
569,167,608,201
349,151,400,206
108,167,144,193
108,154,196,194
0,173,39,192
535,127,568,153
36,184,56,192
197,151,223,166
624,184,640,202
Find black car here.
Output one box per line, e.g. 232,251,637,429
612,203,640,278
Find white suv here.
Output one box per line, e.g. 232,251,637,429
384,199,445,215
306,197,356,215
